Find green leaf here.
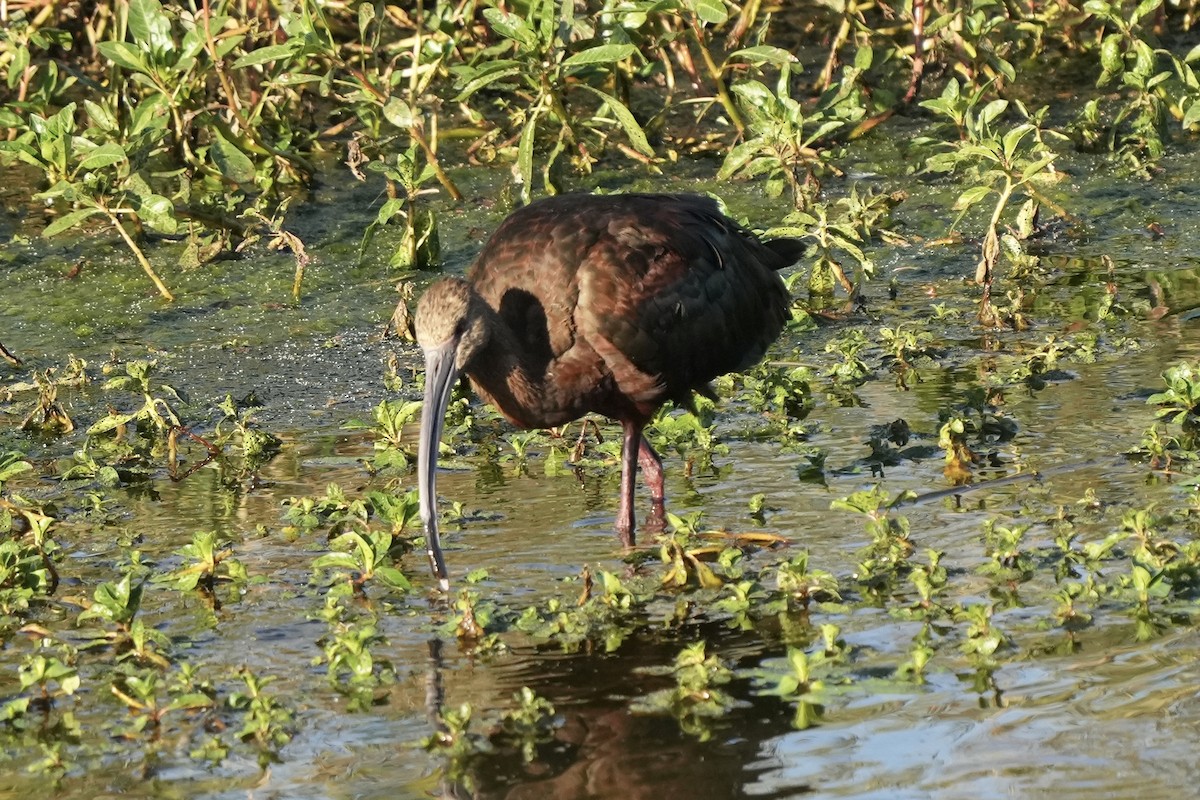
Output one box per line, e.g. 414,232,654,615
577,85,653,156
763,225,812,239
517,106,541,202
84,99,119,132
209,131,256,184
977,99,1008,127
0,457,31,483
79,142,127,170
1000,124,1032,160
802,118,846,148
358,2,376,41
377,197,405,225
482,7,535,47
726,45,797,66
128,0,172,54
453,61,523,100
717,139,763,180
953,185,992,211
1100,34,1123,75
1018,154,1057,183
167,692,216,711
958,142,1002,163
130,93,168,136
1132,0,1163,24
136,194,177,234
1132,39,1155,77
97,41,149,73
43,206,104,238
0,140,45,169
562,43,637,69
692,0,729,24
374,566,412,591
168,571,203,591
1183,99,1200,130
60,674,82,695
731,79,775,111
6,46,29,91
382,97,417,129
853,45,873,71
312,553,360,571
995,57,1016,84
86,411,139,435
230,42,301,70
1014,198,1038,239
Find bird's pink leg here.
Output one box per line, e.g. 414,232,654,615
616,421,642,547
638,436,666,532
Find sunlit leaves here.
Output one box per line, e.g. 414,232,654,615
312,528,412,593
0,453,32,485
96,41,151,73
229,42,304,70
576,84,654,156
155,531,248,593
40,207,103,238
562,43,637,68
1148,362,1200,429
451,0,651,201
720,77,848,211
358,146,441,270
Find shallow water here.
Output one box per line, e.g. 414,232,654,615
5,139,1200,800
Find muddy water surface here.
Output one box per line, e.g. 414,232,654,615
4,154,1200,800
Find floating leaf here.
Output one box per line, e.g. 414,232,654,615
86,411,139,435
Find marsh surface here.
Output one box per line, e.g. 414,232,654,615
4,141,1200,800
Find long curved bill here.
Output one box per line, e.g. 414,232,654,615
418,340,459,592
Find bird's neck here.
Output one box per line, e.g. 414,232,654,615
467,306,546,427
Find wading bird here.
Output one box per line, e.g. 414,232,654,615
414,193,803,589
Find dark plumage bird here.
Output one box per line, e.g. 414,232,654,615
414,193,803,589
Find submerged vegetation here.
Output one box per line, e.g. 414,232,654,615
3,0,1200,797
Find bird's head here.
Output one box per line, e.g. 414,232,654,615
414,277,490,372
413,277,490,591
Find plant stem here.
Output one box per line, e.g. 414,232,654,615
412,121,463,201
687,22,745,135
107,210,175,301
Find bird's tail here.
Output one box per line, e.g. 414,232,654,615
763,237,807,270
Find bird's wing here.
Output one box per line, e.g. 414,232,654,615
578,196,791,404
466,193,792,416
467,202,589,371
